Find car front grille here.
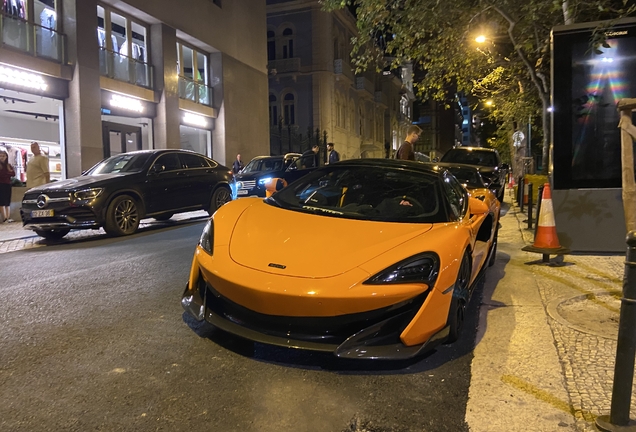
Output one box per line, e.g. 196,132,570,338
238,180,257,190
202,278,428,345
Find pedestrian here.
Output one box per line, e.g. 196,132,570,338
26,142,50,188
0,149,15,223
232,153,244,174
301,144,319,168
326,142,340,165
396,125,422,161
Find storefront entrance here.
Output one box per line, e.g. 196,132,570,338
102,121,142,158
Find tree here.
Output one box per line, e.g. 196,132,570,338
321,0,635,174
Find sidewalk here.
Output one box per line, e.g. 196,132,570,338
467,189,633,432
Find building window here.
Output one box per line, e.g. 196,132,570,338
177,41,211,105
350,101,355,132
282,28,294,59
97,4,150,87
267,30,276,61
269,94,278,126
359,107,364,137
283,93,295,125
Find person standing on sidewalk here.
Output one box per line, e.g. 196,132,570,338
396,125,422,160
0,149,15,223
232,154,244,174
26,142,50,189
326,142,340,165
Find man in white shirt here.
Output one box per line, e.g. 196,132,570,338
26,142,50,188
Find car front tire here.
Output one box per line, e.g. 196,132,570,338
104,195,140,236
446,252,471,343
35,228,70,241
208,187,232,215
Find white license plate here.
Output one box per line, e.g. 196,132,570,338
237,190,248,195
31,209,54,217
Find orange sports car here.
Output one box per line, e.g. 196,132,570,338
182,159,500,359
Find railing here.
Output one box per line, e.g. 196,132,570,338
99,47,153,89
334,59,354,82
0,13,66,63
178,75,213,106
374,91,388,106
356,76,375,96
268,57,300,74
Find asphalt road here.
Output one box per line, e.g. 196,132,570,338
0,221,481,432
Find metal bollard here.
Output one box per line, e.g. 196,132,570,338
596,231,636,431
535,184,544,240
517,176,523,206
519,177,525,213
527,183,533,230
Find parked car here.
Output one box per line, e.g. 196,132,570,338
440,147,509,201
235,152,317,198
20,149,235,240
182,159,499,360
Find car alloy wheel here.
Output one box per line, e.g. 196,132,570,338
104,195,140,236
446,252,471,343
208,187,232,215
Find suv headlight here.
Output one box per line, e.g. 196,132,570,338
364,253,439,286
258,177,273,185
74,188,103,201
199,219,214,255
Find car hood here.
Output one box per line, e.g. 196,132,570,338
229,202,433,278
28,173,136,193
235,171,284,181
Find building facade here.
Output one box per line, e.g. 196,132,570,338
266,0,414,161
412,97,463,160
0,0,269,182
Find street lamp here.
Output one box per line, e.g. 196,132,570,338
475,35,487,44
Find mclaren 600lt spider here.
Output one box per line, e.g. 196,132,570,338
182,159,500,360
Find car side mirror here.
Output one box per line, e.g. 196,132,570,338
501,163,510,171
468,196,489,216
432,157,440,163
151,164,165,174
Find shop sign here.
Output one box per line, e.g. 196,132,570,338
0,66,48,91
109,94,144,113
183,112,208,128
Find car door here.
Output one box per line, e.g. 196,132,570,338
178,153,217,207
145,153,189,213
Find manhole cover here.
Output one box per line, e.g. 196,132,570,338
556,293,620,338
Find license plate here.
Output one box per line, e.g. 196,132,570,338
31,209,54,217
237,190,248,195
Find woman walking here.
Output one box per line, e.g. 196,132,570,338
0,149,15,222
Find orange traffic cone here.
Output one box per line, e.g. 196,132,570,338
522,183,570,263
522,177,529,205
507,173,515,189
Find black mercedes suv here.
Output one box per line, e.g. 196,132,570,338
20,149,235,240
440,147,509,201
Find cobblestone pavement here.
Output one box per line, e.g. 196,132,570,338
510,199,635,432
0,210,210,254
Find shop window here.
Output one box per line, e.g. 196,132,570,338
282,28,294,59
269,94,278,126
283,93,295,125
97,5,150,88
177,42,211,106
267,30,275,61
2,0,62,60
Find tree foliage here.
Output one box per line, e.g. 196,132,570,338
321,0,636,173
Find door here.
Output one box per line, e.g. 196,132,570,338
102,122,142,158
145,152,190,214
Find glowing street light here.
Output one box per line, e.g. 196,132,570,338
485,99,494,106
475,35,487,44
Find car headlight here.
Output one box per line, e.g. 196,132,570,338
258,177,273,185
74,188,103,200
236,181,243,189
199,219,214,255
364,253,439,286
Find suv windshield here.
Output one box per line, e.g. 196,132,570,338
446,167,486,189
241,157,284,174
267,165,447,223
441,149,498,167
86,153,152,175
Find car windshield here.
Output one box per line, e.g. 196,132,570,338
446,167,486,189
267,165,447,223
86,153,152,175
241,158,284,174
441,149,498,167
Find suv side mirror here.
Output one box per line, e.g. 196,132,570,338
501,163,510,171
150,164,165,174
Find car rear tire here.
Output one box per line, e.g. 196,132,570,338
208,187,232,215
446,252,471,343
497,187,505,202
488,230,499,267
104,195,140,236
153,213,173,221
35,228,70,241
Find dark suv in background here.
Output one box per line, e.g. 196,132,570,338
440,147,509,201
21,149,235,240
235,152,318,198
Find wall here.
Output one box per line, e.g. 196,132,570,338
0,116,60,142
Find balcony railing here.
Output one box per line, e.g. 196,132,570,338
99,47,153,89
356,76,375,96
268,57,300,74
178,75,213,106
0,13,66,63
334,59,354,82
